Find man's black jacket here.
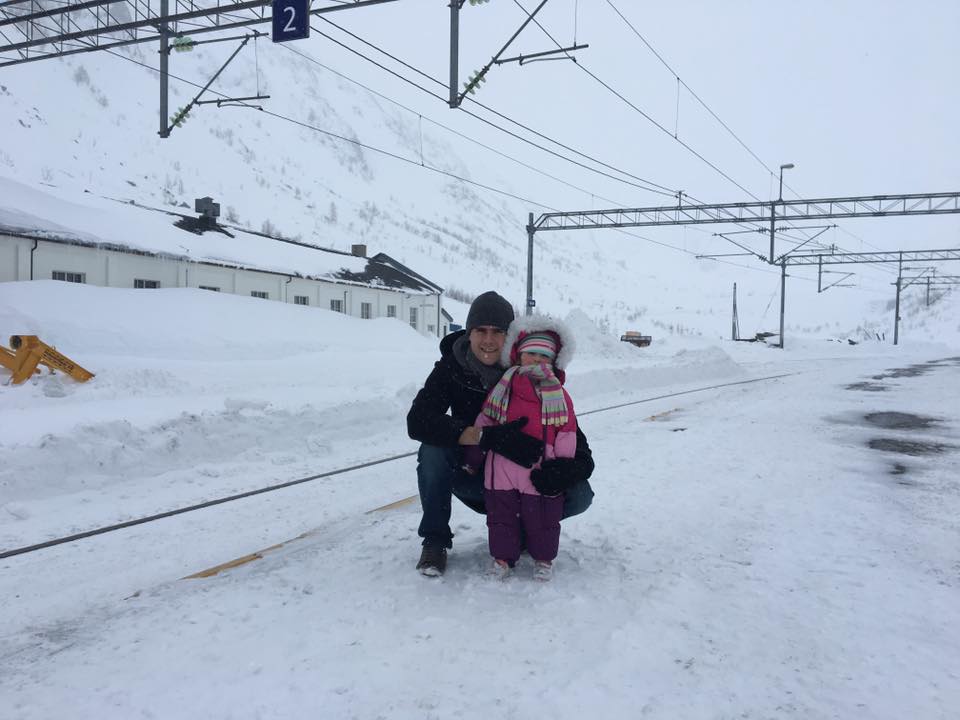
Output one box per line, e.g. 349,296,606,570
406,330,594,482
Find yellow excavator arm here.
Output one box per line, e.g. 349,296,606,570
0,335,95,385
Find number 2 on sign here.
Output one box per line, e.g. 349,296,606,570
283,6,296,32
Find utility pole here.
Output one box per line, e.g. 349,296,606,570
778,261,787,349
159,0,169,137
770,163,794,263
525,212,535,316
768,204,776,263
448,0,460,108
731,282,739,341
893,252,903,345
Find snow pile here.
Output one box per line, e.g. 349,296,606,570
1,282,959,719
0,281,744,538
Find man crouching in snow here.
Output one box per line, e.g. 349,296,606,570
406,291,595,577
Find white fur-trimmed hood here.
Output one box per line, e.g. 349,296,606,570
500,313,576,370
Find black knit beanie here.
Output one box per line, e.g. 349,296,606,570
465,291,514,332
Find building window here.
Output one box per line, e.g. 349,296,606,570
330,299,343,313
52,271,84,283
251,291,269,299
134,279,160,289
386,305,397,318
199,286,220,292
427,324,436,334
294,295,309,306
409,307,418,329
361,302,372,319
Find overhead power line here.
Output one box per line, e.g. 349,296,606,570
508,1,906,277
318,15,679,198
510,0,761,201
308,22,675,200
603,0,778,183
312,17,905,285
103,48,553,211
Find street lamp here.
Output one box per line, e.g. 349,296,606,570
778,163,794,201
769,162,795,263
772,162,794,349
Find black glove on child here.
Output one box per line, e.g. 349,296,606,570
479,417,543,468
530,458,581,497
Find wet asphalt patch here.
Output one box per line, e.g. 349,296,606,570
846,381,888,392
867,438,954,456
850,356,960,388
839,358,958,473
871,364,937,380
863,412,941,430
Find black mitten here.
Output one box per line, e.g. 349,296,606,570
479,418,543,468
530,458,580,496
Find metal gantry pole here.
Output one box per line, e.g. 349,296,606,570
768,202,776,263
731,282,738,340
448,0,460,108
525,212,534,316
778,261,786,348
159,0,169,137
893,252,903,345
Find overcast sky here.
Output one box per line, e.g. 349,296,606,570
3,0,957,305
313,0,960,259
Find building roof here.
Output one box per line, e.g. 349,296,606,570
0,177,439,294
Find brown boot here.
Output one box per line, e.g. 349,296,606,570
416,545,447,577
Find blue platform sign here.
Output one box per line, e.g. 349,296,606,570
272,0,310,43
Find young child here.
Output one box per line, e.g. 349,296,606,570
472,315,577,581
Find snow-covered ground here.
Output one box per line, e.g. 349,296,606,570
2,282,959,719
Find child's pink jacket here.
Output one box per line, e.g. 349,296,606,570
475,371,577,495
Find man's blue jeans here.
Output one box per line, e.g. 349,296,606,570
416,444,594,549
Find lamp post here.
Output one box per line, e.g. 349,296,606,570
778,162,794,201
769,162,794,263
771,163,794,348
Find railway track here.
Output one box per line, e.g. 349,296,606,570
0,372,793,561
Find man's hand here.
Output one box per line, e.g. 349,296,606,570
458,426,483,445
479,418,542,468
530,458,581,496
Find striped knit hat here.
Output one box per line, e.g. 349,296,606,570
516,332,558,361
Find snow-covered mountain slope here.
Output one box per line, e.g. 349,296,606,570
1,12,957,344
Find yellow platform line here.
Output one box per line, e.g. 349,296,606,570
645,407,681,421
183,496,420,579
364,495,418,514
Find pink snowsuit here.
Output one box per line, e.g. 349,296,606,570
475,368,577,565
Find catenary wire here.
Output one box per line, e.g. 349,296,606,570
104,38,883,283
318,15,679,197
507,1,904,279
510,0,761,201
309,16,824,263
103,45,697,260
279,36,818,266
306,23,677,200
603,0,779,184
102,49,555,211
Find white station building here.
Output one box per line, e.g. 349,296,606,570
0,180,451,337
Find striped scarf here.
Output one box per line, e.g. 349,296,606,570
482,361,569,427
